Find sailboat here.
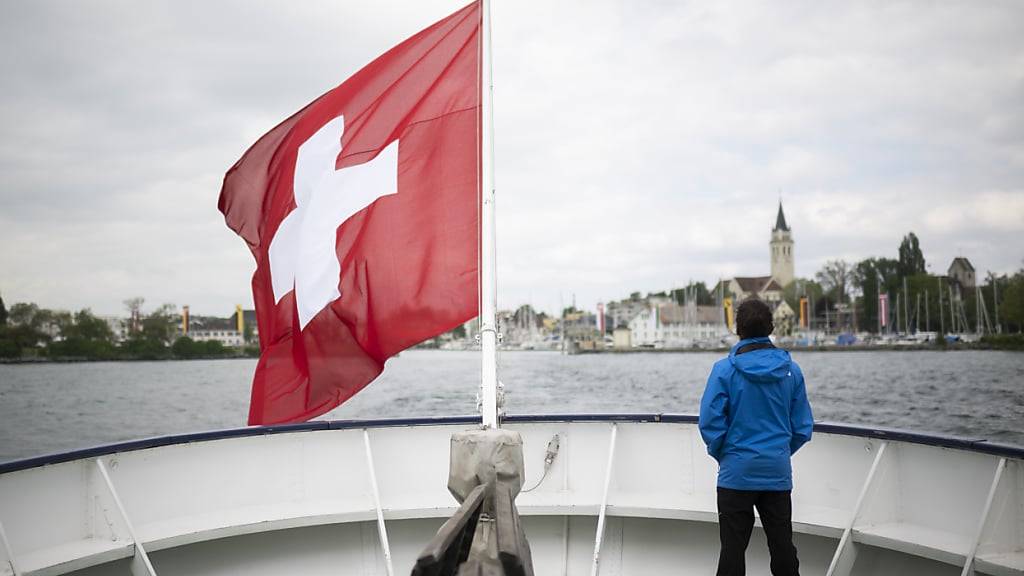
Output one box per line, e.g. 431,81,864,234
0,2,1022,576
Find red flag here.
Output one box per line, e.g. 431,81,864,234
219,2,480,425
879,293,889,328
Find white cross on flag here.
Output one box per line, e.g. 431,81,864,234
219,2,480,425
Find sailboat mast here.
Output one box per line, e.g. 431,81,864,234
915,292,921,333
479,0,499,429
949,284,956,334
976,284,984,335
903,277,910,334
876,275,882,335
925,289,930,333
993,274,1000,333
938,277,945,334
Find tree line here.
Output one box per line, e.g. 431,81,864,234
0,298,257,361
784,232,1024,337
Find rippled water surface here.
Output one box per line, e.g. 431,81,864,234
1,350,1022,462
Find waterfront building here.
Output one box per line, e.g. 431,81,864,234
188,329,245,347
948,257,976,289
183,308,257,348
722,275,784,304
231,307,258,339
773,301,797,336
612,327,632,350
606,294,649,331
770,202,795,288
605,292,675,332
628,303,723,347
562,309,601,349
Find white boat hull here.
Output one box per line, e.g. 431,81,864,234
0,416,1020,576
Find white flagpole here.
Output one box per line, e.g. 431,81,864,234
480,0,499,429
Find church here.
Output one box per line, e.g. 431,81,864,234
716,202,798,335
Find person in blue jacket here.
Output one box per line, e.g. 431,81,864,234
700,298,814,576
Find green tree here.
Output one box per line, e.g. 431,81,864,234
1001,270,1024,332
0,302,52,356
71,310,114,341
140,304,178,345
202,340,226,356
450,323,466,339
782,278,824,314
0,294,7,325
51,311,74,337
898,232,927,277
121,303,177,359
46,309,116,359
851,258,903,333
815,260,853,303
0,323,50,357
121,337,170,360
0,335,16,358
123,297,145,335
672,282,714,306
172,336,199,358
171,336,229,359
8,302,41,327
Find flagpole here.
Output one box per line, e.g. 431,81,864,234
479,0,499,429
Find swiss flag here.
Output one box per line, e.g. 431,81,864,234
219,2,480,425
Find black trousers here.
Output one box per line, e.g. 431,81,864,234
716,487,800,576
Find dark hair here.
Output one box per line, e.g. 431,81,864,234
735,298,774,339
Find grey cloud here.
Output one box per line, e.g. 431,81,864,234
2,0,1023,317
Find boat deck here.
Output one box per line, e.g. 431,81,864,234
0,415,1021,576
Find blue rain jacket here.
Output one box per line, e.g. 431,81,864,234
699,337,814,491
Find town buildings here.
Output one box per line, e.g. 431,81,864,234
179,306,257,348
450,201,814,348
627,302,723,348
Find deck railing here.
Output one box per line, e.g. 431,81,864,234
0,415,1020,576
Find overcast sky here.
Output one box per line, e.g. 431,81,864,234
2,0,1022,318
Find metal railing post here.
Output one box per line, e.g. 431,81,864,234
826,441,888,576
363,430,395,576
0,519,20,576
95,459,156,576
961,458,1006,576
591,424,618,576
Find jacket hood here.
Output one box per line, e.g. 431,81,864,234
728,337,792,383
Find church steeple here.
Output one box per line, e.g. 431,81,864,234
770,201,794,287
773,202,790,232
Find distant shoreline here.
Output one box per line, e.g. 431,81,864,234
0,353,258,365
569,343,1022,354
2,340,1020,365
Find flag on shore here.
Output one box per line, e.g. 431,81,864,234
879,293,890,328
219,2,480,425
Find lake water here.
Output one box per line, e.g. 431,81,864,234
0,350,1022,463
